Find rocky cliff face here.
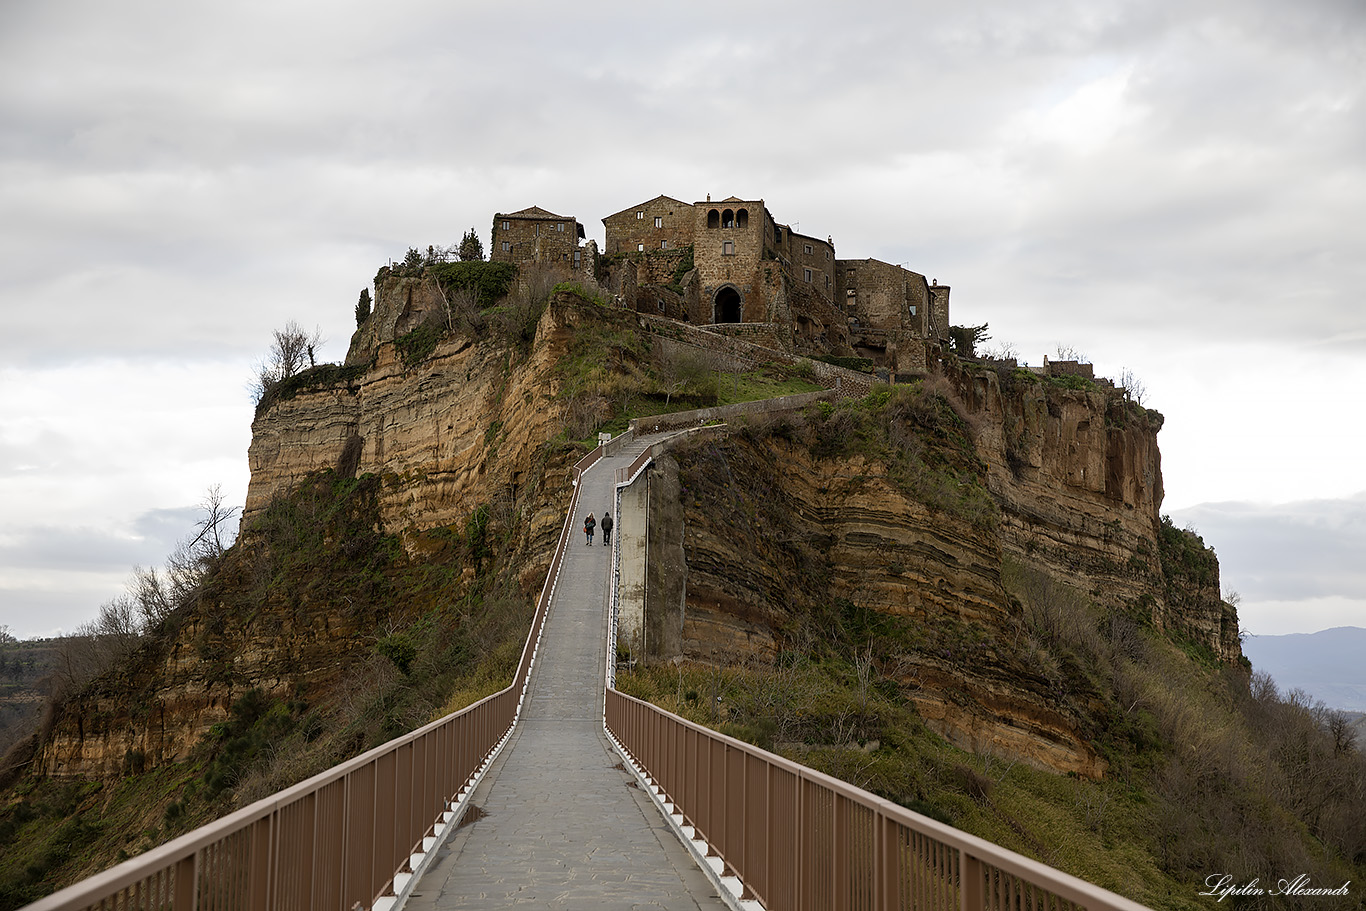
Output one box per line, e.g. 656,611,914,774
37,285,1238,784
637,359,1240,779
942,359,1238,662
38,291,602,779
654,433,1111,779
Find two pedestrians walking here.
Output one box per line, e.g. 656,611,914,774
583,510,615,546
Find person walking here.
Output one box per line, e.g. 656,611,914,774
600,510,613,546
584,512,596,545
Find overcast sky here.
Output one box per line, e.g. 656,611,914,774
1,0,1363,641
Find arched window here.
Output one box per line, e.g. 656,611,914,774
714,286,742,323
737,208,749,229
722,209,734,228
707,209,720,229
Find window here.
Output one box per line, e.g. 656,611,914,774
825,275,830,289
654,216,663,228
574,251,581,264
804,243,813,255
909,304,918,316
557,223,564,232
707,209,720,229
501,220,510,230
826,251,830,260
661,240,668,249
722,209,734,228
804,268,812,282
723,241,735,255
638,243,645,252
501,241,511,252
637,211,644,219
737,208,748,228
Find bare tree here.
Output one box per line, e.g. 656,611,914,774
1119,367,1147,406
980,341,1019,362
252,321,322,403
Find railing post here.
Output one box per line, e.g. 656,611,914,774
878,813,897,911
834,795,847,911
961,852,982,911
174,854,197,910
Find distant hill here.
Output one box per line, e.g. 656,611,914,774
1242,626,1366,711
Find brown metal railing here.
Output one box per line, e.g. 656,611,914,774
605,690,1153,911
27,444,603,911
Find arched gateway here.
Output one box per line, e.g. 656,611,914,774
713,286,742,323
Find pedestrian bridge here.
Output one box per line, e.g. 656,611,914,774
27,431,1151,911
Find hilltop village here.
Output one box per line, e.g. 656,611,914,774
489,195,953,375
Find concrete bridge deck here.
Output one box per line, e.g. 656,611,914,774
406,436,727,910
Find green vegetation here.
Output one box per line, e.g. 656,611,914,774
355,288,371,327
665,246,694,294
394,319,444,369
1156,515,1220,590
255,362,369,415
728,382,997,529
1044,372,1097,392
457,227,484,263
549,281,611,307
428,260,517,308
551,310,824,443
947,323,990,358
813,354,876,373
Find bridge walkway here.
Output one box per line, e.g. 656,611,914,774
406,434,727,910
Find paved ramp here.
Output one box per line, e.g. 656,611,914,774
405,437,727,910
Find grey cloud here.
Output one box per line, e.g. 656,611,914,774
2,0,1364,635
0,507,196,575
1169,494,1366,603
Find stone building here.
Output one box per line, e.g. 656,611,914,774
598,193,951,372
491,206,586,270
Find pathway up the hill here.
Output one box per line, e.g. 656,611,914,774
405,435,728,911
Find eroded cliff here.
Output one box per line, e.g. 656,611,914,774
37,290,606,779
631,358,1239,780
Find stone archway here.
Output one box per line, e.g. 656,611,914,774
713,286,742,323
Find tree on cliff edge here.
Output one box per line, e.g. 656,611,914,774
458,227,484,262
355,288,371,327
948,323,990,359
252,320,322,404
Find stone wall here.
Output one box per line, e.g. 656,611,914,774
692,199,769,323
698,322,792,351
1045,358,1094,379
635,312,875,399
627,389,833,436
491,210,580,267
611,247,692,288
603,196,695,255
785,231,837,304
930,284,951,337
835,257,937,338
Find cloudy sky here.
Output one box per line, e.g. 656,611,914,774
1,0,1363,642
